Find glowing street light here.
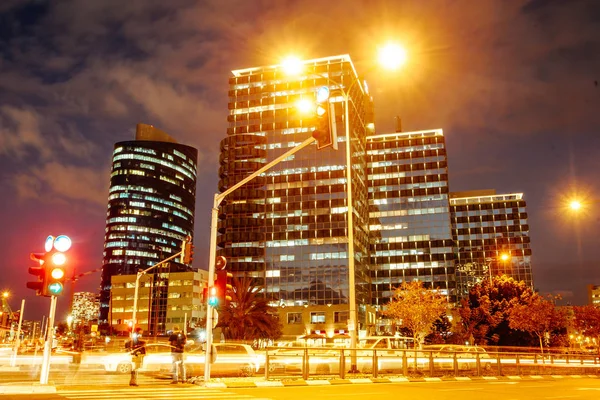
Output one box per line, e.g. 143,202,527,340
378,43,408,70
281,56,304,75
569,200,582,211
500,253,510,262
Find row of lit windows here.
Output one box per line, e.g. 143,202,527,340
453,208,527,216
370,181,447,192
113,153,196,180
110,184,154,194
108,224,188,242
455,233,529,240
371,247,454,257
369,168,446,180
454,220,528,229
371,194,447,206
370,207,448,219
114,146,156,156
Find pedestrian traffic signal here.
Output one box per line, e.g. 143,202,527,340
312,86,338,150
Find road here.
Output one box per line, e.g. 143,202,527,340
2,377,600,400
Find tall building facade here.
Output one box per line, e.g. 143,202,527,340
367,129,456,307
99,124,198,327
450,190,533,297
221,55,373,336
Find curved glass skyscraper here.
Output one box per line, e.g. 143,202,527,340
99,124,198,326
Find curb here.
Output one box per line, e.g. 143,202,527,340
206,374,599,388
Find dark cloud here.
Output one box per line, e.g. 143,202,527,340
1,0,599,318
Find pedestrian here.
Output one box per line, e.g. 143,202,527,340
125,327,146,386
168,325,186,384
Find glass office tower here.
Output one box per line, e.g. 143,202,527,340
367,129,456,307
99,124,198,330
221,55,372,336
450,190,533,298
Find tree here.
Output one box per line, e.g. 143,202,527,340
217,276,282,346
458,275,537,346
572,305,600,356
383,281,448,349
508,293,569,353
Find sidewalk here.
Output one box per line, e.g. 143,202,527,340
2,373,598,394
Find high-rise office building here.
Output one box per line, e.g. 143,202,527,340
99,124,198,329
221,55,373,336
367,129,456,307
450,190,533,297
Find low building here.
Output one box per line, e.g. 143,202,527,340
588,284,600,306
110,270,207,335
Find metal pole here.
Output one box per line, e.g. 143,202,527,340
204,195,219,383
130,251,184,338
10,300,25,367
131,271,142,337
203,136,316,384
40,295,57,385
345,92,359,373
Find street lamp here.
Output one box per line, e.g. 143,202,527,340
284,45,406,372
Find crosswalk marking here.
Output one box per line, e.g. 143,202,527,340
58,386,267,400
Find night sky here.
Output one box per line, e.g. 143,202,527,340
1,0,599,322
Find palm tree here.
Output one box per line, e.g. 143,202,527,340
217,276,282,345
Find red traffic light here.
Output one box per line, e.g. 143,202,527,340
215,256,227,270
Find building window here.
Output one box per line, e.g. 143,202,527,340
287,312,302,324
334,311,349,323
310,312,326,323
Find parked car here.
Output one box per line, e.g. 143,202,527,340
186,342,260,377
423,345,492,370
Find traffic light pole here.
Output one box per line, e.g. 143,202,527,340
204,136,316,383
131,250,185,337
40,295,57,385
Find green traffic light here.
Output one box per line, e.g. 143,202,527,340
47,282,63,295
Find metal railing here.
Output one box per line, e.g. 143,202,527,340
263,346,600,380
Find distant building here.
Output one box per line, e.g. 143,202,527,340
99,123,198,326
450,190,533,298
109,270,208,335
367,129,456,305
71,292,100,326
588,284,600,306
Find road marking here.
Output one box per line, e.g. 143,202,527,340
58,387,261,400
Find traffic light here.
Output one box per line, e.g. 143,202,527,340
216,270,233,307
27,253,46,296
311,86,338,150
27,235,71,297
180,240,194,264
45,250,67,296
208,286,219,307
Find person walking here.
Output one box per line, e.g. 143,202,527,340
169,325,186,384
125,328,146,386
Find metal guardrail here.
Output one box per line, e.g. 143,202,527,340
263,347,600,380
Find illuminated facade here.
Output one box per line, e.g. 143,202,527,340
588,284,600,306
367,129,456,306
450,190,533,297
99,124,198,327
109,270,207,334
222,55,373,336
